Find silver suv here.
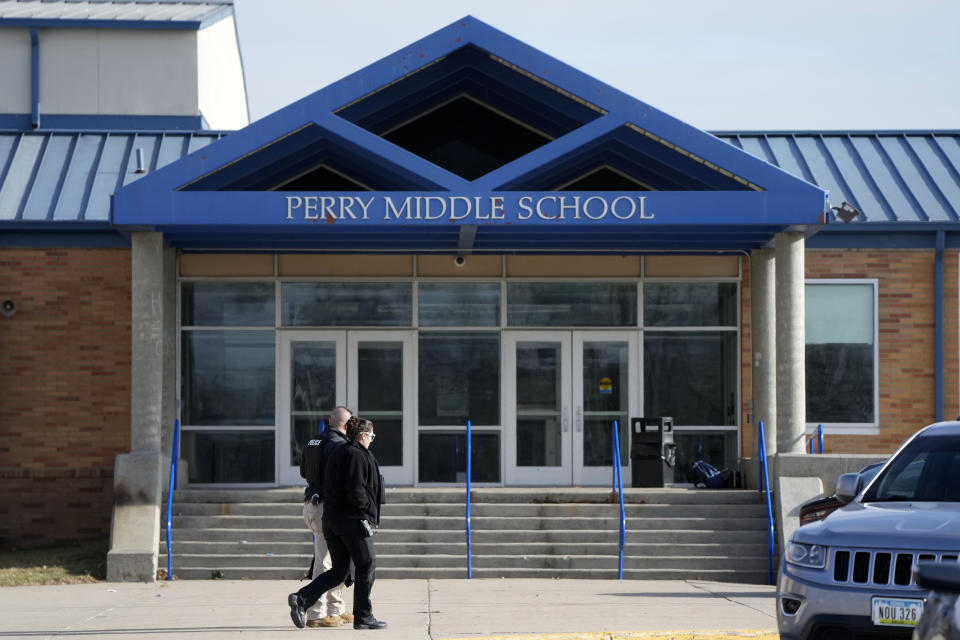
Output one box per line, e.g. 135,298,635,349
777,422,960,640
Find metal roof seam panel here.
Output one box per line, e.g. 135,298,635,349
812,135,866,218
114,133,135,192
21,134,74,221
757,135,779,167
0,134,21,203
904,136,960,222
15,134,50,221
77,133,108,222
895,135,957,221
869,134,928,222
0,134,42,221
836,135,897,221
46,133,79,221
787,135,818,186
53,133,99,221
0,1,231,26
151,134,164,174
929,135,960,192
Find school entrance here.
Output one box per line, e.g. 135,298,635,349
116,16,824,489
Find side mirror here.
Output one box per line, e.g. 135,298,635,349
835,472,862,504
914,560,960,593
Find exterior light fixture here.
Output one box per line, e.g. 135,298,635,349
832,202,861,223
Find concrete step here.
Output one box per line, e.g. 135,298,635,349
161,540,769,558
169,501,765,519
169,514,767,531
169,487,763,506
162,527,768,545
163,566,771,582
159,487,772,583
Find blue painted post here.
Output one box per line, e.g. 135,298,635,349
817,424,824,454
165,419,180,580
466,420,472,579
758,420,775,585
611,421,617,491
613,420,625,580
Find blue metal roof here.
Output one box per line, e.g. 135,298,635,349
0,130,226,226
0,0,232,30
715,131,960,225
1,129,957,236
109,16,827,253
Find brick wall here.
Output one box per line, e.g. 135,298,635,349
741,248,960,460
0,247,131,548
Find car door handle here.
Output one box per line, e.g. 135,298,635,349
562,407,569,432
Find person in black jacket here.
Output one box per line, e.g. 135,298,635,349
288,418,387,630
298,405,352,627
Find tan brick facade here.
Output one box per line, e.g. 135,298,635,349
741,248,960,459
0,248,131,548
1,245,957,546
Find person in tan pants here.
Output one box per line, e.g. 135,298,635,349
299,406,355,627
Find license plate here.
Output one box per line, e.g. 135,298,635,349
871,597,924,627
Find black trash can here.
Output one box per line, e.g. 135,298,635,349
630,416,674,487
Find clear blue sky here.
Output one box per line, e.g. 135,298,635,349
233,0,959,131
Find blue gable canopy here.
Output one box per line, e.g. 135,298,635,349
112,16,827,253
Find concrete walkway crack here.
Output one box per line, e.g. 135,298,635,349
427,578,435,640
44,605,116,639
686,580,777,619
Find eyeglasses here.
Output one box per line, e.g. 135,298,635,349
364,432,376,441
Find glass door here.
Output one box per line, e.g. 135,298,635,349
572,331,636,486
504,332,572,485
277,331,346,485
348,331,415,485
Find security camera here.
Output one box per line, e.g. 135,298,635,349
832,202,861,224
453,256,466,267
1,300,15,317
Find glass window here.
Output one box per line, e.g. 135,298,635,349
670,431,738,484
418,431,500,483
419,332,499,426
182,331,275,425
281,283,412,326
582,341,630,466
357,342,404,467
643,282,737,327
418,282,500,326
288,341,338,467
806,282,875,423
515,342,562,467
182,430,275,483
644,331,738,426
864,435,960,502
181,282,275,326
507,283,637,327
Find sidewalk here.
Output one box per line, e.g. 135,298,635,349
0,578,778,639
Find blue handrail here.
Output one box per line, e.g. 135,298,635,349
164,418,180,581
612,420,626,579
465,419,472,579
757,420,775,585
807,424,824,454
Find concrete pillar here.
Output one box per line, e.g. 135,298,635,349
160,246,179,481
750,249,776,456
775,231,806,453
107,232,169,582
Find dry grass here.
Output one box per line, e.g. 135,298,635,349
0,540,107,587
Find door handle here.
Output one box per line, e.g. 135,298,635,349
562,407,569,432
575,407,582,432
